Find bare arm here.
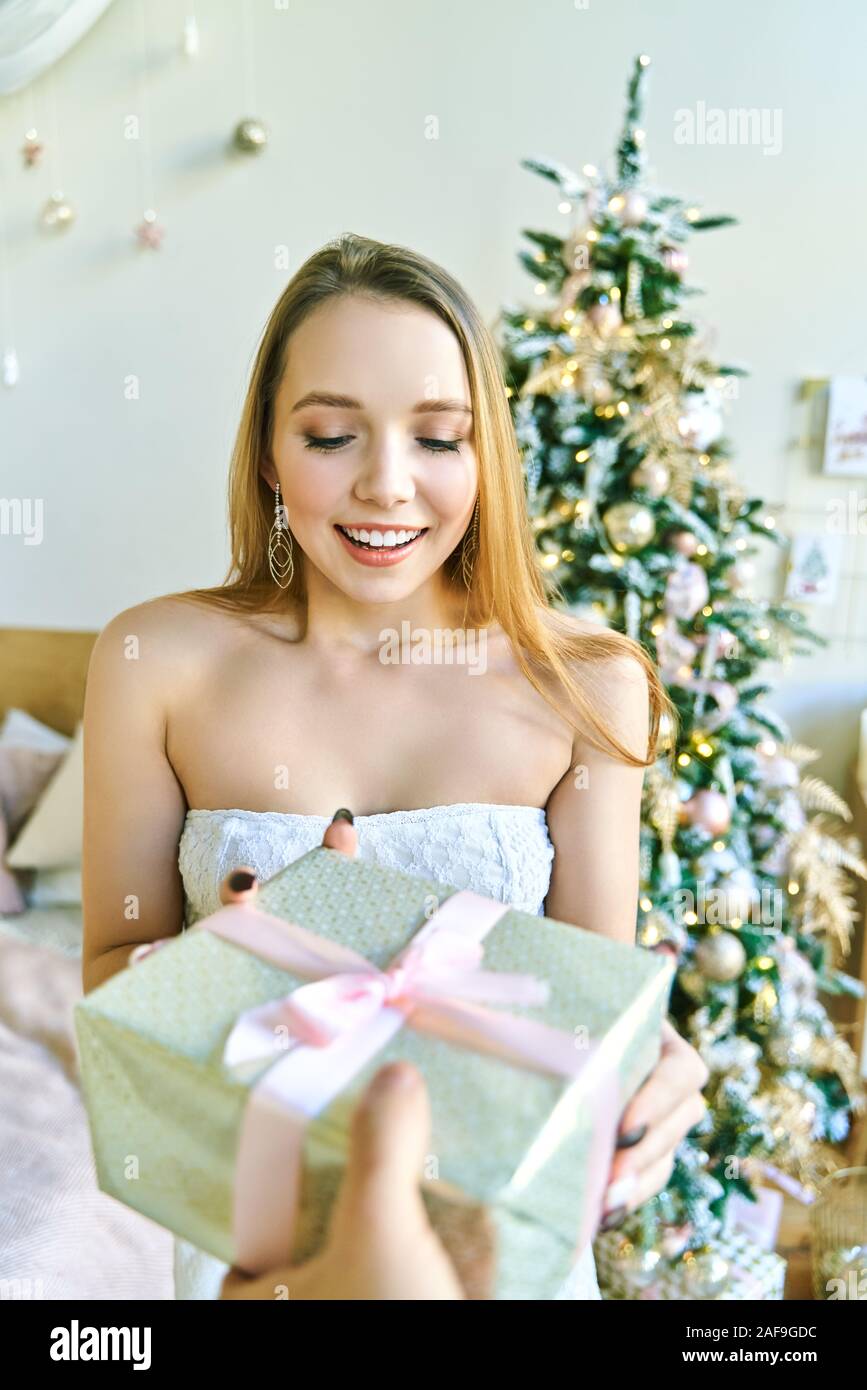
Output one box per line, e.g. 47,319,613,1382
81,602,189,994
543,652,649,944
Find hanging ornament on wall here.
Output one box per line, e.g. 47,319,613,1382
2,350,19,389
603,500,655,552
182,14,200,57
233,118,269,154
21,129,44,168
134,209,165,249
630,456,670,498
232,0,268,158
40,191,75,231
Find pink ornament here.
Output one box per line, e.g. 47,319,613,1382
587,300,623,338
662,245,688,276
655,620,698,683
666,528,699,557
682,789,732,836
135,210,165,249
664,561,709,621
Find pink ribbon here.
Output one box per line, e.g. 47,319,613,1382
197,884,644,1276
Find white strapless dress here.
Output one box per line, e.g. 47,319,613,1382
174,801,603,1301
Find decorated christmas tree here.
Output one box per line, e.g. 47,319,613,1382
497,55,867,1297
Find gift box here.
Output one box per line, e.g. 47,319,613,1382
594,1227,786,1300
74,845,673,1299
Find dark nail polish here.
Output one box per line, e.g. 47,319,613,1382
229,870,256,892
331,808,354,824
616,1123,648,1150
599,1205,627,1232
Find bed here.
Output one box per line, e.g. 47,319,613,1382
0,626,174,1299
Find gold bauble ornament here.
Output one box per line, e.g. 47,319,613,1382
694,930,747,982
40,191,75,231
233,118,269,154
603,501,655,552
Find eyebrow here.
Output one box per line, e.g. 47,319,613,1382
290,391,472,416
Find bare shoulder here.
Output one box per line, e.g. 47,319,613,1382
536,606,650,756
86,593,246,713
90,593,219,664
537,605,648,684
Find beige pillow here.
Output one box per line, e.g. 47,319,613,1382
7,723,84,870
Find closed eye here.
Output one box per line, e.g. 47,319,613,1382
303,434,461,455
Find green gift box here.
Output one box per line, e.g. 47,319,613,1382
74,845,673,1299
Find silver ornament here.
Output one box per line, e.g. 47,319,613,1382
694,930,747,982
233,118,269,154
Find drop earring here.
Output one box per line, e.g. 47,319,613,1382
268,480,294,589
461,495,480,589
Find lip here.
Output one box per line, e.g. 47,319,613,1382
334,524,428,567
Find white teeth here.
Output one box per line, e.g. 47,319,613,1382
340,525,423,548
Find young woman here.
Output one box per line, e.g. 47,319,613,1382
81,233,708,1300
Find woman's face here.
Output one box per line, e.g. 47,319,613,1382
264,295,478,604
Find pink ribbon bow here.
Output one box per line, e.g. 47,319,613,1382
224,924,551,1058
195,877,659,1275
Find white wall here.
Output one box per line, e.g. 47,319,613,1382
1,0,865,785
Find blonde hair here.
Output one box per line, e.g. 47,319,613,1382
173,233,673,766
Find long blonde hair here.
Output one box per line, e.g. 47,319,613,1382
173,232,672,766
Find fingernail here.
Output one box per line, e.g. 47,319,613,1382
331,808,354,824
229,870,256,892
604,1174,637,1210
599,1204,627,1232
128,939,168,966
616,1123,648,1150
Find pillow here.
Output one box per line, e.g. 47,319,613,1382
0,707,71,755
0,709,71,916
7,723,84,871
0,814,26,914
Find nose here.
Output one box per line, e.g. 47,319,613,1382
352,429,417,510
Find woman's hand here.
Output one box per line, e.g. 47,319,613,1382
600,1015,709,1230
218,808,469,1300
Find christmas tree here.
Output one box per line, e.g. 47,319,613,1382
498,55,867,1297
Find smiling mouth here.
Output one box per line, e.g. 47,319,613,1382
334,524,429,551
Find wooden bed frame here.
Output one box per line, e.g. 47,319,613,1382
0,628,97,735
